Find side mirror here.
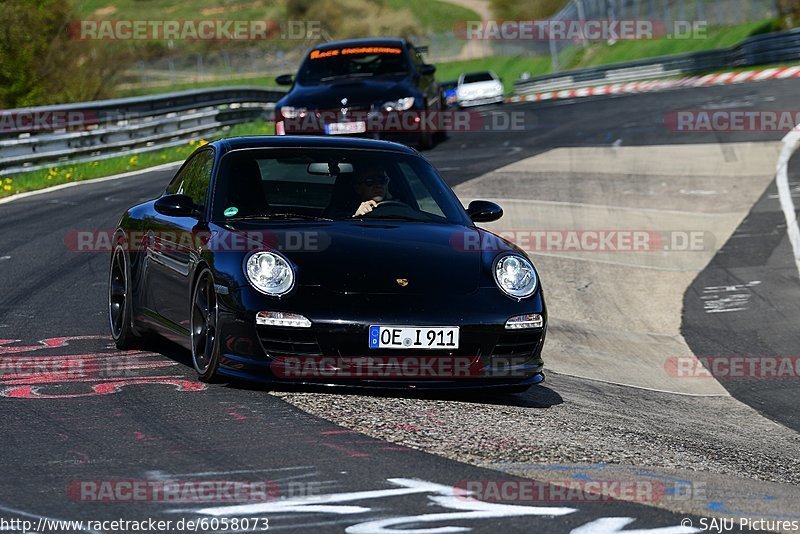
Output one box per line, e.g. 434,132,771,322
466,200,503,223
419,64,436,76
155,194,199,218
275,74,294,86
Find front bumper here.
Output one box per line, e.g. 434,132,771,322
458,94,504,107
214,287,546,389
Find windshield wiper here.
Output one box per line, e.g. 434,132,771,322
319,73,375,81
355,214,427,222
229,213,332,221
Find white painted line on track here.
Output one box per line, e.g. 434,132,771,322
776,125,800,280
0,161,182,206
546,370,729,397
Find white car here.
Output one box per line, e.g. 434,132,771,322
456,71,504,107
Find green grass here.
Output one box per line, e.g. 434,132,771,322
563,19,778,70
75,0,282,20
111,19,778,99
378,0,478,33
0,120,274,199
430,19,780,90
74,0,477,37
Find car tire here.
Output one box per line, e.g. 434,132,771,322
190,267,221,382
418,129,434,150
417,101,434,150
109,244,138,350
434,95,448,143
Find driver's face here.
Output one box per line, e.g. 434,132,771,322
354,172,388,202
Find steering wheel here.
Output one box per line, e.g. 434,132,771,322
373,200,407,209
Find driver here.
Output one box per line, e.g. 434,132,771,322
352,165,390,217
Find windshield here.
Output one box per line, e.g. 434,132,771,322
296,46,411,85
462,72,495,83
212,148,468,224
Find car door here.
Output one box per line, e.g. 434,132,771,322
147,148,215,332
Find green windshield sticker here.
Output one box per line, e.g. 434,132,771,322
223,206,239,217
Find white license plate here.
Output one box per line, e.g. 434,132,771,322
369,326,460,349
325,121,366,135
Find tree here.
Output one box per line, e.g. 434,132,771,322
777,0,799,29
0,0,132,108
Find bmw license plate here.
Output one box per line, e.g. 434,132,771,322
369,326,460,349
325,121,366,135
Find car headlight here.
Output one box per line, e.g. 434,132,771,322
245,251,295,296
494,255,538,298
280,106,307,119
382,97,415,111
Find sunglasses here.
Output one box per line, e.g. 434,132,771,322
358,176,389,186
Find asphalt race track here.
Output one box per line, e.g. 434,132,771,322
1,78,799,533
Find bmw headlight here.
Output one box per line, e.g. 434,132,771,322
280,106,307,119
494,255,537,298
245,251,295,296
382,97,415,111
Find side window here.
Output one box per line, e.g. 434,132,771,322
165,149,214,207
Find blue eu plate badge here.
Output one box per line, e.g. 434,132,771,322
369,326,380,348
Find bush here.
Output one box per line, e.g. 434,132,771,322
777,0,800,29
286,0,419,39
489,0,566,20
0,0,134,107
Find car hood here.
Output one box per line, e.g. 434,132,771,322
459,81,501,93
223,221,481,295
281,77,414,109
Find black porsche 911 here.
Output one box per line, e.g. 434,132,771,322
108,136,546,392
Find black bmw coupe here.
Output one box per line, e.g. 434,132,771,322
273,38,443,149
108,136,546,391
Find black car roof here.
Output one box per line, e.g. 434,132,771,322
311,38,408,51
213,136,419,155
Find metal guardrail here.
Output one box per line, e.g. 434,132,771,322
515,28,800,95
0,86,286,174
